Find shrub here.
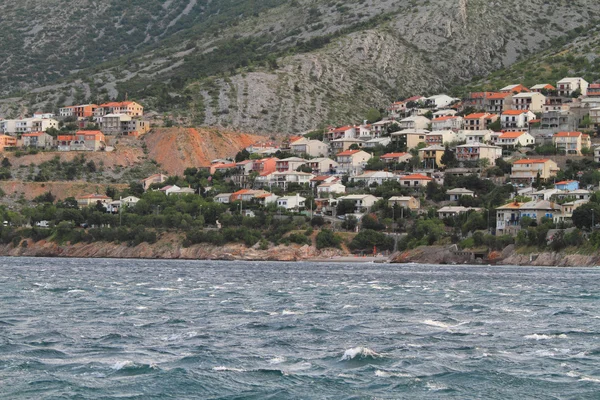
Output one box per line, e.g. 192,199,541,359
316,229,341,249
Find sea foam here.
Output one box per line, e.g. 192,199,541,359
341,347,381,361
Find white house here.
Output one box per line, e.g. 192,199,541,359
317,182,346,195
351,171,399,186
214,193,232,204
512,92,546,112
557,77,589,97
277,194,306,210
337,194,380,213
425,94,458,109
501,110,536,131
447,188,475,201
497,131,535,153
306,157,339,174
437,206,482,219
398,116,431,130
290,138,329,157
431,116,463,131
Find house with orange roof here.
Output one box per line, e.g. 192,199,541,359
388,96,425,116
463,113,499,131
552,131,591,155
499,84,530,94
21,132,53,149
431,116,463,131
500,109,536,131
497,131,535,153
0,134,17,151
325,125,356,142
510,159,559,182
95,101,144,117
57,131,105,151
530,84,556,93
72,104,97,118
252,157,278,175
380,152,412,164
398,173,433,188
587,83,600,97
512,92,546,112
484,92,513,113
495,201,524,235
336,149,372,175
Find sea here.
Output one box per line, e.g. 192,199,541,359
1,257,600,399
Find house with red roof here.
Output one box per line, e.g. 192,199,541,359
497,131,535,153
500,110,536,131
499,84,530,94
552,131,591,155
587,83,600,97
463,113,499,131
484,92,513,113
530,84,556,93
380,152,412,164
510,159,559,182
325,125,356,142
336,150,372,175
398,173,433,188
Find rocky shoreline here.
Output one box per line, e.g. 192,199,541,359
1,238,598,267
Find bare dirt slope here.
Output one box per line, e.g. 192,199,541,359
143,127,264,176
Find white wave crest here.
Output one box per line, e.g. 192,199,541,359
111,360,134,370
421,320,452,329
341,347,381,361
148,287,178,291
524,334,568,340
67,289,85,293
580,376,600,383
282,310,302,316
426,382,449,391
375,370,411,378
268,356,286,364
212,366,246,372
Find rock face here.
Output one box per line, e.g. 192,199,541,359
0,238,347,262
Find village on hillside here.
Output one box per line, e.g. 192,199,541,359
1,77,600,256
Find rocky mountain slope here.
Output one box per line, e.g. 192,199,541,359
2,0,600,133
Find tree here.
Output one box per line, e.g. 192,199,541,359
365,108,381,124
440,145,457,168
349,229,394,252
342,215,358,231
336,199,355,215
572,203,600,230
1,157,11,168
235,149,250,162
488,119,501,131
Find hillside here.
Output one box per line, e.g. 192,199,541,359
143,127,263,175
464,25,600,93
2,0,600,133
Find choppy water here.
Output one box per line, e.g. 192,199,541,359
1,258,600,399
